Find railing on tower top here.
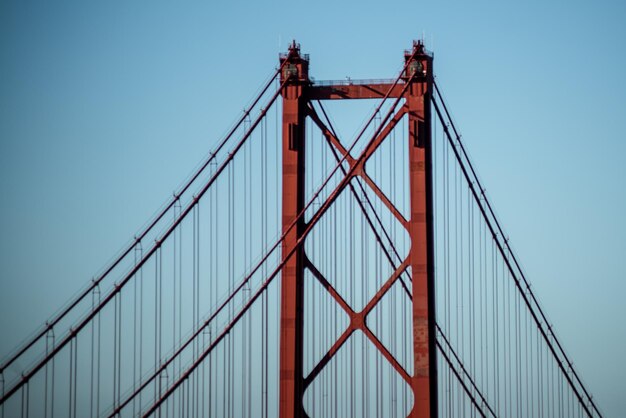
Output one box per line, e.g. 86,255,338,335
311,78,399,86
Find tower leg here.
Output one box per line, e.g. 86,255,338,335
406,51,437,418
279,43,308,418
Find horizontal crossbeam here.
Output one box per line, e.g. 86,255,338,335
309,82,406,100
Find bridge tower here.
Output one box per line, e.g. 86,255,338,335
279,41,437,418
279,41,310,418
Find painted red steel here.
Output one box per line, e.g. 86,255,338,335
279,41,309,417
279,41,435,418
405,46,437,418
308,83,406,100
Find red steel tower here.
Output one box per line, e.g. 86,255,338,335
279,41,436,418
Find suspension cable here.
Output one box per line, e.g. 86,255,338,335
433,81,601,417
431,94,596,417
0,78,289,406
435,323,497,417
0,62,289,379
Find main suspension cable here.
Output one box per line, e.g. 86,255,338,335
0,61,289,380
0,78,289,406
433,81,601,417
431,94,596,417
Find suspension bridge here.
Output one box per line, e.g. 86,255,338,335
0,40,603,417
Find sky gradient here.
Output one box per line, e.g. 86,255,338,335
1,1,625,415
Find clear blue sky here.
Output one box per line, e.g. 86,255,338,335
1,0,624,415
